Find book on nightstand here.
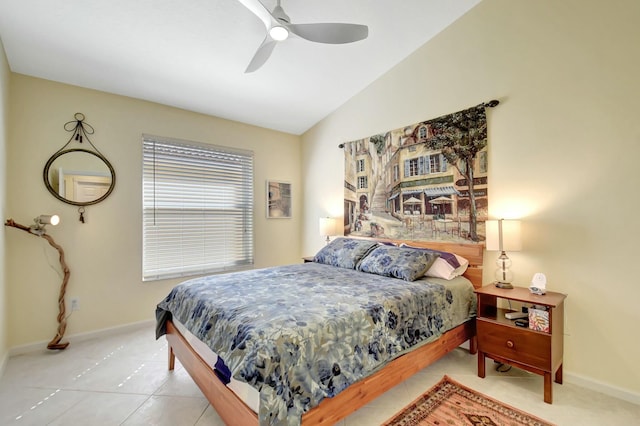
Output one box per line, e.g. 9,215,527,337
528,308,550,332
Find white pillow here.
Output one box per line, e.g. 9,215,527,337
424,254,469,280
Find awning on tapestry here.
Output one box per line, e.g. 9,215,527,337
424,186,461,196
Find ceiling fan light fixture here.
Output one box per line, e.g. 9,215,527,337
238,0,367,72
269,26,289,41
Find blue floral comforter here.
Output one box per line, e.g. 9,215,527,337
156,262,476,425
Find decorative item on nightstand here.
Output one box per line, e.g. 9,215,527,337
528,306,550,332
485,219,521,289
530,272,547,295
319,217,338,244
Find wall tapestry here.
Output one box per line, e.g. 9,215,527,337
342,102,496,243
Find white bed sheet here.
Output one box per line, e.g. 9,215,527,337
173,318,260,413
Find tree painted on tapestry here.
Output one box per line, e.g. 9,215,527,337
342,102,493,243
424,104,487,241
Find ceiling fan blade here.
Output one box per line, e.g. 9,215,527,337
236,0,276,29
287,23,368,44
245,37,278,73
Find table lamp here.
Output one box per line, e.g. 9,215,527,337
485,219,521,289
319,217,337,244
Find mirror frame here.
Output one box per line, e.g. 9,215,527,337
43,148,116,206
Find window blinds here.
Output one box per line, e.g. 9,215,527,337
142,135,254,281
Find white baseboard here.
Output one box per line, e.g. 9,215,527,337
0,350,8,384
565,372,640,406
8,319,156,357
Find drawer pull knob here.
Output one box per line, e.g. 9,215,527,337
506,340,514,348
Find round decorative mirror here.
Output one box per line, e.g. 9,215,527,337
43,148,115,206
43,113,116,221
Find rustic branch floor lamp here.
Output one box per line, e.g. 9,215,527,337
5,215,70,350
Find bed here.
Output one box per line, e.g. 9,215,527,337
156,237,484,425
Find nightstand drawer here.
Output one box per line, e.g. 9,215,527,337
477,320,551,370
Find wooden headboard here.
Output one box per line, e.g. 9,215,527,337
354,237,485,289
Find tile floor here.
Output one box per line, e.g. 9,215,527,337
1,325,638,425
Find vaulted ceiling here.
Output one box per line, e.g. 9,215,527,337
0,0,481,134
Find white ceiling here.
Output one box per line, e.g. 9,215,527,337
0,0,481,135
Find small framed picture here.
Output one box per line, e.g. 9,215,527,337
266,180,292,218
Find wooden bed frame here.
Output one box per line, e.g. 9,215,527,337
164,238,484,425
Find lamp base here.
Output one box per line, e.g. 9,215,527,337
495,281,514,289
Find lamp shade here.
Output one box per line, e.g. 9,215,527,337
319,217,336,237
485,219,521,252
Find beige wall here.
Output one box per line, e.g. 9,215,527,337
6,75,301,347
302,0,640,401
0,37,9,367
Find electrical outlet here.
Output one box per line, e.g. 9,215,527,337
70,297,80,311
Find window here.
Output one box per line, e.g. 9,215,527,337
357,158,365,172
404,158,421,177
428,154,446,173
404,155,447,177
142,135,254,281
358,176,368,189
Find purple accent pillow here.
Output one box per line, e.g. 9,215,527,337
431,250,461,268
399,244,460,268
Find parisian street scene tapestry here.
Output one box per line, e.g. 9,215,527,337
343,103,490,243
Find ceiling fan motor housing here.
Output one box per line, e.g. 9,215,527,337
272,5,290,23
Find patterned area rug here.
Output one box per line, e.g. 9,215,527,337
382,375,555,426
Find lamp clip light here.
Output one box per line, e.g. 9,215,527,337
30,214,60,236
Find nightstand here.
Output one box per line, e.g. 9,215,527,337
475,285,567,403
302,256,314,263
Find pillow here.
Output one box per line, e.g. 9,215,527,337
399,243,460,268
399,243,469,280
356,245,440,282
424,255,469,280
313,237,379,269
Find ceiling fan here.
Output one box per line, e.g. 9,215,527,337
237,0,369,73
